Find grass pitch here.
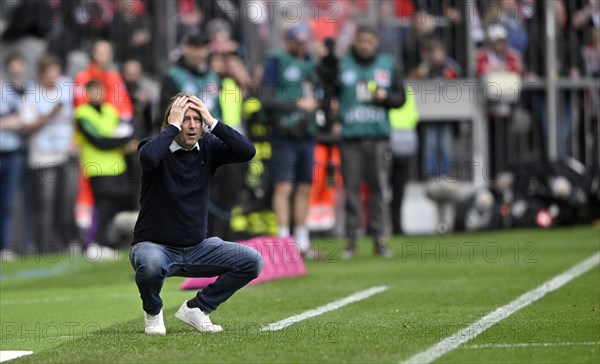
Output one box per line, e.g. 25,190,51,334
1,226,599,363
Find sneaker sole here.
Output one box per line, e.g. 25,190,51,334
144,328,166,335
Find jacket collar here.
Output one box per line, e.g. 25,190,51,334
170,140,199,153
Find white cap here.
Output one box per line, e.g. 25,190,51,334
487,23,508,41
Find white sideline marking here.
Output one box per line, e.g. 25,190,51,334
262,286,388,331
401,251,600,364
464,341,600,349
1,292,134,305
0,351,33,362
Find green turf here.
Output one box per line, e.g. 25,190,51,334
1,226,598,363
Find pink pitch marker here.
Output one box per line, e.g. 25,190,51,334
180,236,307,290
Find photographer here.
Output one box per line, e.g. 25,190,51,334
337,25,406,259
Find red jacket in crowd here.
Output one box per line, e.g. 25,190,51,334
74,63,133,120
475,48,523,76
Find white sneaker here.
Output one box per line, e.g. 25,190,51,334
175,302,223,333
84,243,118,261
301,247,322,261
100,245,118,261
144,309,166,335
0,249,16,262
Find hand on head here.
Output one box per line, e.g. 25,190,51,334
168,95,216,129
167,95,191,128
186,95,216,128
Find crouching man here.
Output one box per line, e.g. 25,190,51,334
130,92,263,334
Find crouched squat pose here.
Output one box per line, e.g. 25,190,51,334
130,92,263,334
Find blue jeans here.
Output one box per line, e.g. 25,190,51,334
0,151,25,251
425,123,453,178
538,92,573,159
130,238,264,315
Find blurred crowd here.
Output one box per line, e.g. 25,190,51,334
0,0,599,260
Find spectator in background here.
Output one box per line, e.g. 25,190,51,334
524,0,585,161
0,53,30,260
377,0,409,64
553,0,585,160
403,0,465,76
482,0,529,54
109,0,153,72
572,0,600,45
52,0,116,77
336,25,406,258
75,81,134,258
73,39,133,245
195,0,243,44
207,50,252,239
525,1,584,81
261,24,319,258
403,3,436,74
581,27,599,166
238,0,274,74
21,55,78,253
121,59,158,209
159,33,221,127
307,37,343,233
0,0,51,82
412,37,462,79
412,38,461,180
122,59,156,138
68,0,114,42
309,0,355,56
476,24,522,177
582,27,600,78
1,0,51,42
174,0,242,47
74,39,134,119
176,0,203,43
334,3,362,57
206,19,239,55
389,85,419,235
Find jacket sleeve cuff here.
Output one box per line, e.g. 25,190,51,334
208,119,219,132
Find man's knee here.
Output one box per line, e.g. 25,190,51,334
131,244,168,280
245,248,264,279
274,182,294,197
135,259,167,281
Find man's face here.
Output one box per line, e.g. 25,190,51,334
183,45,209,69
431,47,446,65
491,39,507,54
354,32,379,58
40,64,61,85
210,54,226,76
289,41,307,57
174,107,202,149
286,32,308,57
7,59,26,80
85,85,105,104
92,41,113,69
122,60,142,83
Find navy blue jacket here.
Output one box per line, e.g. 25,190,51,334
132,122,255,246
